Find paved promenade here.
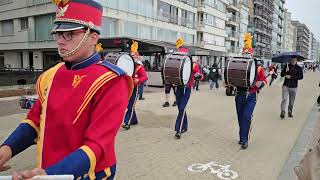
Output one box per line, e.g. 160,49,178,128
0,71,319,180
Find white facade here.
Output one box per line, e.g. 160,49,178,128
197,0,228,59
282,10,294,52
271,0,285,55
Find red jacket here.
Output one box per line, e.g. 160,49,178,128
249,65,267,93
133,64,148,86
188,63,203,88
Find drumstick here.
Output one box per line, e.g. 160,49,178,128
0,175,74,180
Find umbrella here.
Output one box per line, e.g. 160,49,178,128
271,52,305,63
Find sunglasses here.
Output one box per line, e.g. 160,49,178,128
52,29,87,41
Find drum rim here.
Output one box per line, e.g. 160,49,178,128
104,52,136,77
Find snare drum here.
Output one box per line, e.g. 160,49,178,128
104,52,135,76
20,95,38,109
225,57,257,88
162,54,192,86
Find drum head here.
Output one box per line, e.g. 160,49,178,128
249,61,256,86
182,57,192,85
116,54,135,76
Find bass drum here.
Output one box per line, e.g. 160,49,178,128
162,54,192,86
224,57,257,88
104,52,135,76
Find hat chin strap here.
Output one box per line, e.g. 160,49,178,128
58,28,91,58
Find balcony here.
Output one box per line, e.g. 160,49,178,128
226,31,239,41
226,15,239,27
226,46,240,53
227,0,240,12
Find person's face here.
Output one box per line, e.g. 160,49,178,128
290,58,297,65
53,29,99,62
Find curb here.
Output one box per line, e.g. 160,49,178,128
278,104,319,180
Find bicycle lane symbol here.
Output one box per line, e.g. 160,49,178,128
188,161,239,180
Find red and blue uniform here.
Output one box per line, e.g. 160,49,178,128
235,65,267,145
123,63,148,126
175,63,202,134
3,53,133,179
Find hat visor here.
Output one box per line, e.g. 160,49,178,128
51,22,85,33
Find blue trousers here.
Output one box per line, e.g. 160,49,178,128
175,86,191,133
124,86,139,125
138,82,145,98
235,93,257,143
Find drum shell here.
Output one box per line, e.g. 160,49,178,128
162,54,192,86
20,96,37,109
224,58,257,88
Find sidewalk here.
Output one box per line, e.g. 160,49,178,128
0,71,318,180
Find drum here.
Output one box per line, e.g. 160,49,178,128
20,95,38,109
162,54,192,86
104,52,135,76
225,57,257,88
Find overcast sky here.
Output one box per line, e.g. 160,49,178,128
286,0,320,41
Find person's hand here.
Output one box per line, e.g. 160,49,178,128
285,75,291,79
255,81,262,88
0,145,12,172
12,168,47,180
134,78,139,85
270,71,274,75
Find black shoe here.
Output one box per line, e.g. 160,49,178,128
122,124,130,130
288,112,293,118
162,102,170,107
172,101,177,106
181,129,188,133
238,140,243,145
280,111,285,119
175,133,181,139
241,142,248,149
139,97,145,100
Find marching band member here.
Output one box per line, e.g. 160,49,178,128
0,0,133,179
174,38,203,139
235,61,267,149
122,41,148,130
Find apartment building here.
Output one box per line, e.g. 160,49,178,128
251,0,274,59
271,0,284,55
292,21,310,58
282,9,294,52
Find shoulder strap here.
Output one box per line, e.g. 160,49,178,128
98,61,125,76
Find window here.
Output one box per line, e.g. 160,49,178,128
123,22,138,38
118,0,129,12
170,6,178,24
1,20,14,36
101,17,117,37
180,9,187,26
35,14,55,41
186,11,195,28
215,35,225,46
215,0,226,12
215,18,225,29
20,18,29,30
139,24,152,39
158,1,170,22
205,0,215,7
205,14,215,26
